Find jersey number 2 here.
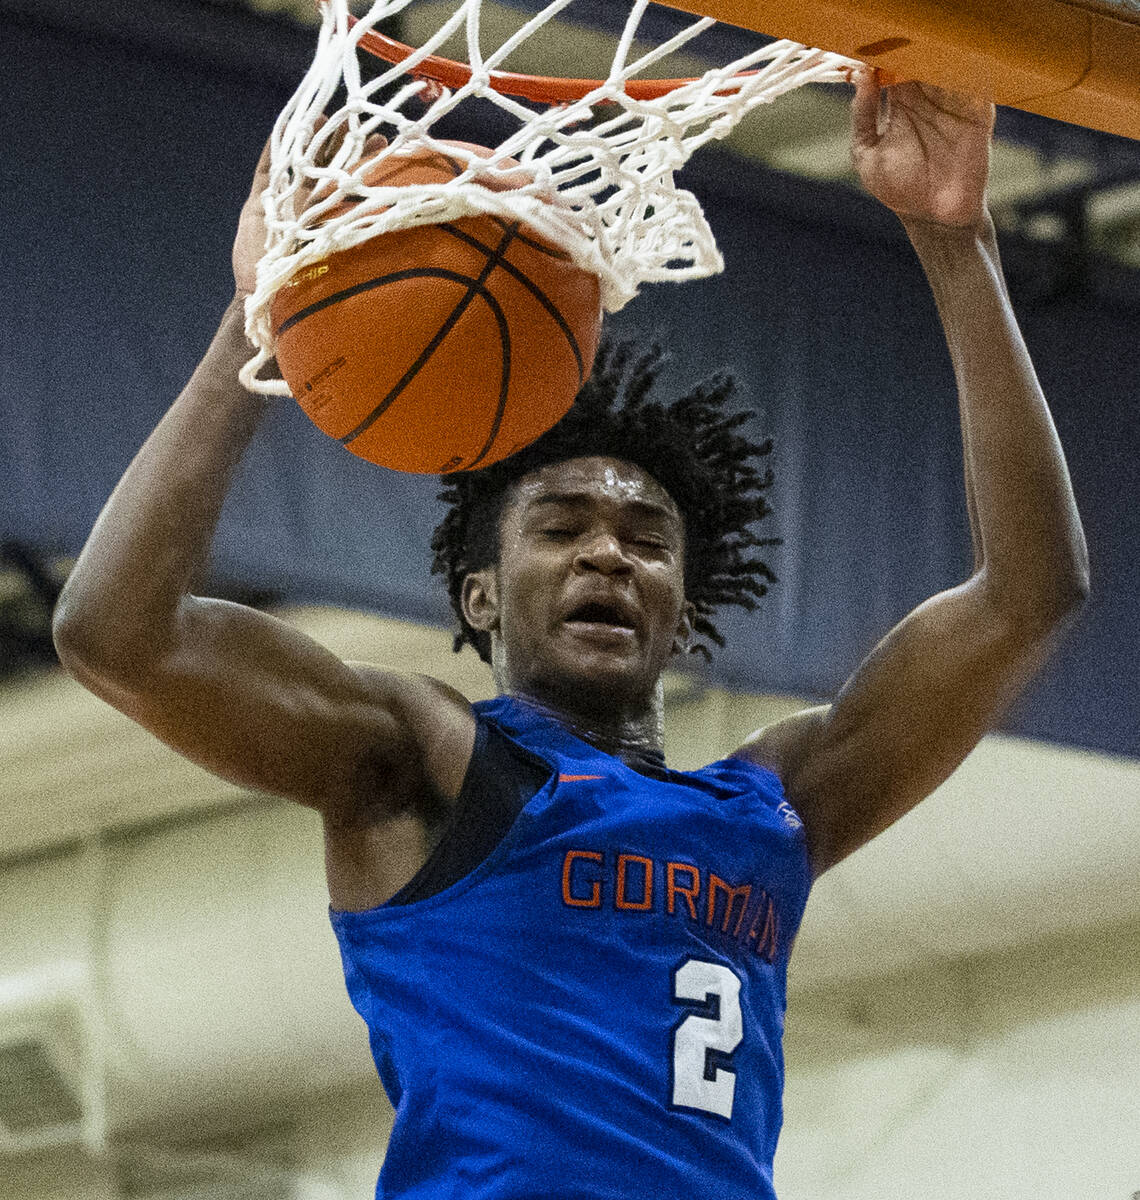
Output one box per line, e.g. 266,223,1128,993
671,958,743,1119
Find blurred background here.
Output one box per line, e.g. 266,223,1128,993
1,0,1138,1197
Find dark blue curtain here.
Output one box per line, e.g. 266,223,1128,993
3,1,1137,755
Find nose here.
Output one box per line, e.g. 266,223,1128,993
573,531,632,575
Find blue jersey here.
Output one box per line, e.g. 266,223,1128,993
331,695,812,1199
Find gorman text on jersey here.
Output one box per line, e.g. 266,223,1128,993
561,848,781,963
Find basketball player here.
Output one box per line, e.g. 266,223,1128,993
54,72,1087,1198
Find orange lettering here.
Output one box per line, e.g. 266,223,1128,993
615,854,653,911
666,862,700,920
747,895,779,962
707,874,751,936
562,850,603,908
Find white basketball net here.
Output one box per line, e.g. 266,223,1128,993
241,0,859,394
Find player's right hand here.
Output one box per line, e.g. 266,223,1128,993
850,68,994,230
232,121,389,296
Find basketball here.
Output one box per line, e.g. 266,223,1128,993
269,144,603,474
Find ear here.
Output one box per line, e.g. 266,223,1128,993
461,568,500,635
671,600,697,657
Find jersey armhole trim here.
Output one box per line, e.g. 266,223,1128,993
375,714,554,909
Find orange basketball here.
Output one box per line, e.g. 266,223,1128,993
269,144,603,474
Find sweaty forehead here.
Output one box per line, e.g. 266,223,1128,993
506,456,682,525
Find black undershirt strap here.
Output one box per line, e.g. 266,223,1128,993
387,718,554,906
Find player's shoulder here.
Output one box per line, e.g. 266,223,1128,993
730,703,831,788
343,664,477,787
347,664,476,738
732,703,838,878
347,662,470,708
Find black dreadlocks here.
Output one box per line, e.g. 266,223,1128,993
430,339,779,664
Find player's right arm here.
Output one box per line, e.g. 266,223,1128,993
52,292,472,809
53,137,475,843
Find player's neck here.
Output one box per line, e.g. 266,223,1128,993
510,684,668,775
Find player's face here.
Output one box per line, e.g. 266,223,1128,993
473,456,693,711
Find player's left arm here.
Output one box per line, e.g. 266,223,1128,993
736,72,1090,877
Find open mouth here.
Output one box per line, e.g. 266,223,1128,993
563,601,637,637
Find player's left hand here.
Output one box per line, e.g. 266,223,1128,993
851,67,995,229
